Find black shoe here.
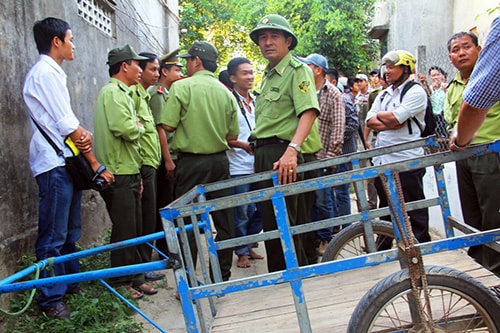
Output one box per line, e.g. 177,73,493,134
145,271,166,281
41,303,71,319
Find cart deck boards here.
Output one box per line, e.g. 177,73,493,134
211,249,499,333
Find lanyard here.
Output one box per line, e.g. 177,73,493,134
232,90,254,131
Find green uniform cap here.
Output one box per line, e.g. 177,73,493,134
250,14,298,50
160,48,183,67
179,41,218,62
107,44,148,66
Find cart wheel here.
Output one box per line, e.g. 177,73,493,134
347,265,500,333
321,221,394,261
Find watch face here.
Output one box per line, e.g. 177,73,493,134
289,143,301,152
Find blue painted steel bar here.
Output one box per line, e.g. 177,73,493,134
271,190,312,333
2,138,500,333
100,279,167,333
188,228,500,300
0,260,168,294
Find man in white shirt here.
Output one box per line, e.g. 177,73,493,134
226,57,264,268
366,50,430,249
23,17,113,319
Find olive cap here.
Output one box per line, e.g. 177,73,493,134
179,41,218,62
107,44,148,66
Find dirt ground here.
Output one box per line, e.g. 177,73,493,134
135,245,268,332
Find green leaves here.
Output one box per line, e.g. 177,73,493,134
179,0,378,76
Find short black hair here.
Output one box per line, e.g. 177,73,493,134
369,69,379,76
227,57,251,77
199,57,217,73
347,76,357,89
108,59,131,77
138,52,158,70
325,68,339,82
447,31,479,51
218,70,232,89
428,66,447,79
33,17,71,55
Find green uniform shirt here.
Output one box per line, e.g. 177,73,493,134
252,52,320,140
301,121,322,154
149,83,177,160
159,70,239,154
94,78,145,175
445,72,500,144
132,84,161,168
444,72,466,128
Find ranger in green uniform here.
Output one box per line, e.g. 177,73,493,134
148,49,184,255
94,45,157,299
132,52,163,281
159,41,239,282
249,14,320,272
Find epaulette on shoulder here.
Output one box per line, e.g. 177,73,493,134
117,81,128,92
289,58,303,69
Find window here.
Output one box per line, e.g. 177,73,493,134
77,0,116,37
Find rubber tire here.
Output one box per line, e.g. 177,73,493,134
347,265,500,333
321,221,394,262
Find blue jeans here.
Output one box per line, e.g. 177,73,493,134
35,166,82,309
312,169,335,241
232,175,263,256
333,163,352,227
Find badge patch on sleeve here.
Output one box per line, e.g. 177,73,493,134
298,80,311,93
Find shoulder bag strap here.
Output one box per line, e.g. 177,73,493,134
30,116,64,157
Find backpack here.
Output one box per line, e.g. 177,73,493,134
400,81,436,137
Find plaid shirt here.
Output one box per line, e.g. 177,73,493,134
463,16,500,110
316,79,345,159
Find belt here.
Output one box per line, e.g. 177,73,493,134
254,137,290,149
178,151,226,159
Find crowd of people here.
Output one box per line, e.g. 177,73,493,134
22,13,499,320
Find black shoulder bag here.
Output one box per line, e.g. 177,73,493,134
31,118,108,191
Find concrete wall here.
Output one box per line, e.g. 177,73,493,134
371,0,498,62
0,0,177,308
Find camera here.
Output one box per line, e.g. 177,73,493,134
93,177,108,191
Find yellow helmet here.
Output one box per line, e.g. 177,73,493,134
381,50,416,72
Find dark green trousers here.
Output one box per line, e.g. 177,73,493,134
175,152,234,281
254,143,306,272
140,165,157,262
100,174,145,287
297,153,320,265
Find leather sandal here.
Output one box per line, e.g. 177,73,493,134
134,283,158,295
119,286,144,300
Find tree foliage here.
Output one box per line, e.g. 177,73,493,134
178,0,378,76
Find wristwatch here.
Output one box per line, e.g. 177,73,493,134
288,142,302,153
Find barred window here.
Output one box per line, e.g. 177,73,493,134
77,0,116,37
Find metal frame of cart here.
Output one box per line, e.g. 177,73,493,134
1,137,499,332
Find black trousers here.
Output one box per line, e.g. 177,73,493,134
175,152,234,281
374,168,430,249
155,158,176,255
457,153,500,277
254,143,306,272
